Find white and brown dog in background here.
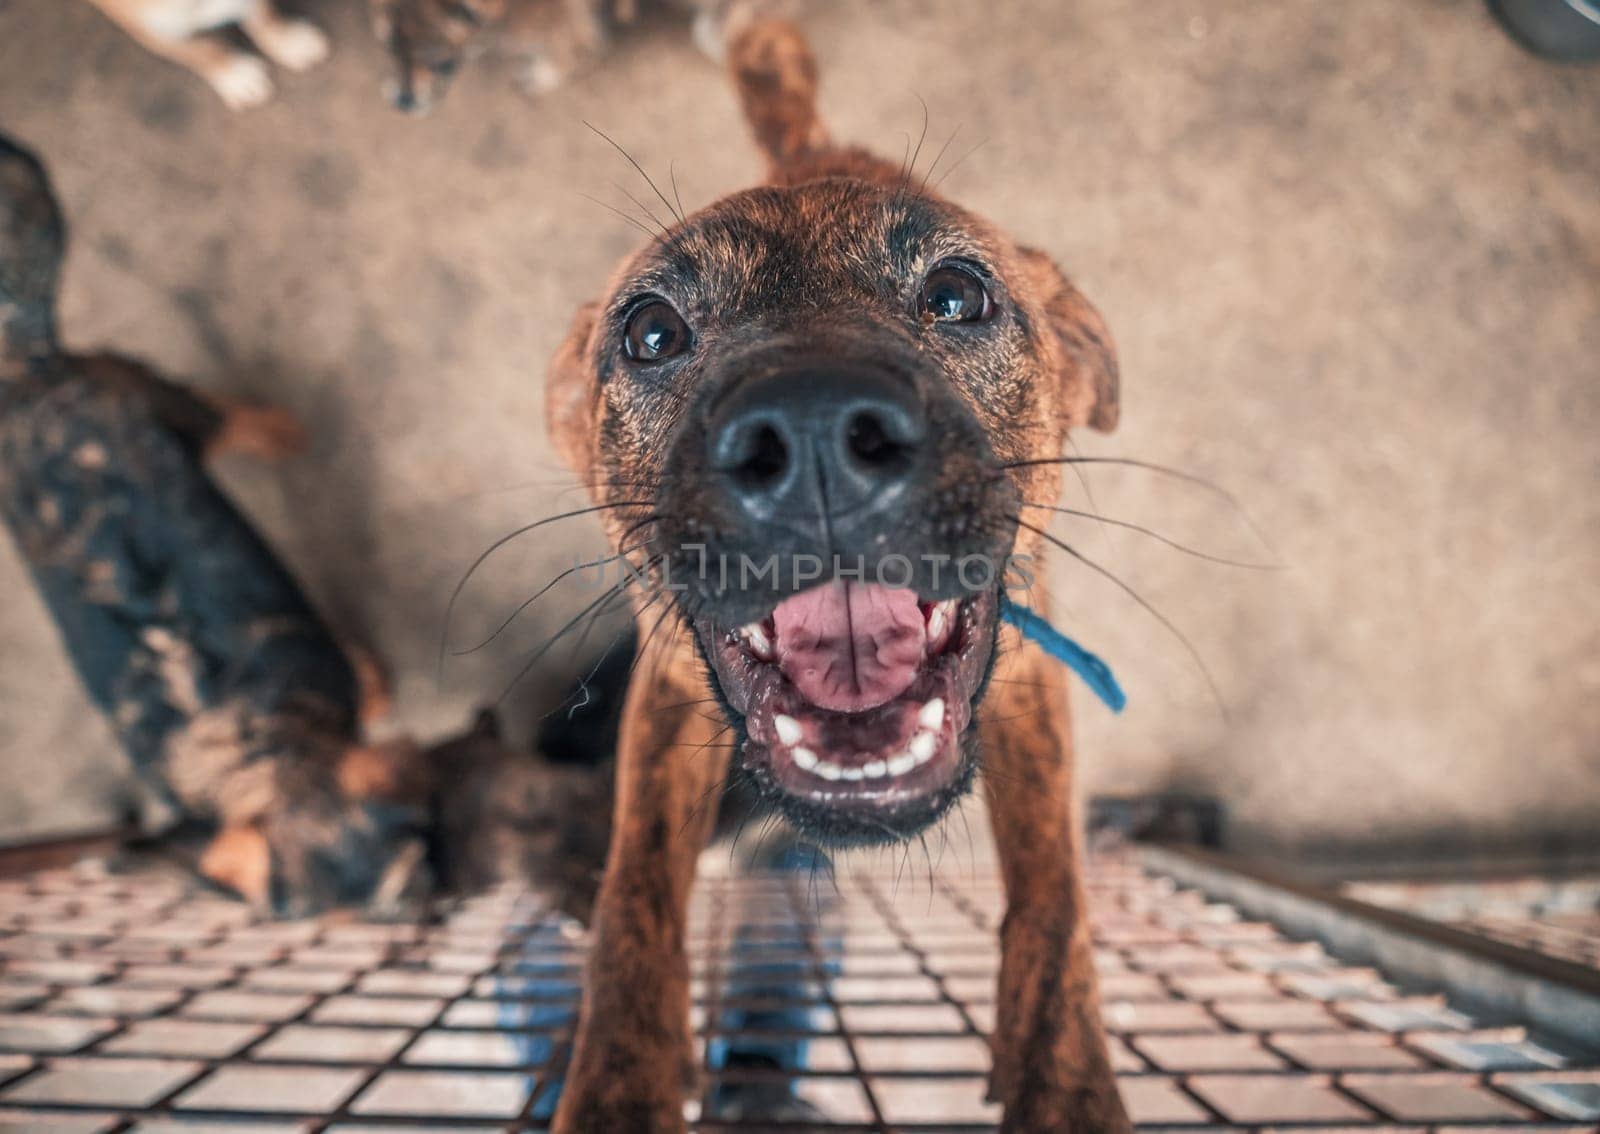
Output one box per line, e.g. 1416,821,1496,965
81,0,330,109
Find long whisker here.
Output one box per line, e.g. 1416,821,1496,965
438,501,651,683
680,756,737,838
584,120,685,226
452,550,623,658
668,158,686,224
1017,504,1281,570
918,120,962,194
577,191,657,241
898,92,931,204
1002,455,1276,556
542,616,635,723
628,590,684,682
494,576,636,706
929,137,988,190
1063,434,1113,559
657,696,721,711
452,509,661,657
572,557,664,662
555,475,667,504
1013,515,1229,719
608,179,670,236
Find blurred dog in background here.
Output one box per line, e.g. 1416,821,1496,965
0,134,429,916
369,0,763,114
0,131,618,921
80,0,330,109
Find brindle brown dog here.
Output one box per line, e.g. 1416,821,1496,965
544,20,1128,1134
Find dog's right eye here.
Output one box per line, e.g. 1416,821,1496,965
622,300,691,364
920,263,992,323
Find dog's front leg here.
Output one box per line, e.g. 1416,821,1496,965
981,635,1131,1134
553,629,730,1134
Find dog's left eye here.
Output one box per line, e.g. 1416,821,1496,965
920,263,992,323
622,300,692,363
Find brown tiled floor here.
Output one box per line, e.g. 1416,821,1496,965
0,858,1594,1130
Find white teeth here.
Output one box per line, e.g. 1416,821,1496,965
784,700,948,783
740,621,774,660
790,730,943,783
773,714,803,746
926,599,960,648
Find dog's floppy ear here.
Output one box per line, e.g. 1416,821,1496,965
1018,247,1119,433
545,301,600,474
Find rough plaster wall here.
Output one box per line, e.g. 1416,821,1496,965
0,0,1594,856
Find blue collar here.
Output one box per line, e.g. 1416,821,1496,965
998,596,1126,713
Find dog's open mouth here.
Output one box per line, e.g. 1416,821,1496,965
698,581,998,841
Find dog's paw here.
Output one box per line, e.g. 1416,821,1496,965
209,55,275,110
199,756,432,919
258,20,331,72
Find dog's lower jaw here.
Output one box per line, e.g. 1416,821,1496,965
692,585,1002,845
738,725,980,849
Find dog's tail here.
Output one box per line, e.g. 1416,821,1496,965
727,18,830,176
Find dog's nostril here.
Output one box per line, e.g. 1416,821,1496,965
846,411,911,469
731,423,789,490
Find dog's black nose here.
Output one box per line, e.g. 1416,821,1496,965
708,364,926,526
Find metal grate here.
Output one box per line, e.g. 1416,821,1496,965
1345,877,1600,974
0,854,1597,1131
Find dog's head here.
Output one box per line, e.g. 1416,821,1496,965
369,0,506,113
547,22,1117,845
0,135,63,362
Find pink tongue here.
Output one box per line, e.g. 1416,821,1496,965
771,582,926,712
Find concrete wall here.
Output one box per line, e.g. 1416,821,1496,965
0,0,1595,857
